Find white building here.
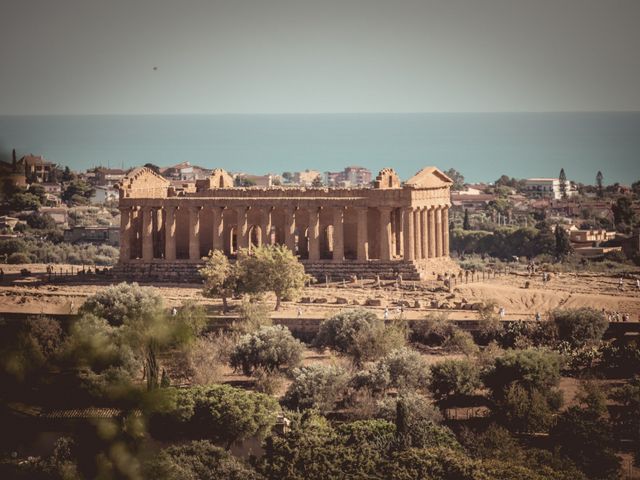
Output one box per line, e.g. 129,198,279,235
91,185,119,204
524,178,576,200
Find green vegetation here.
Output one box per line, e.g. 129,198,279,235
1,283,638,480
230,325,304,375
314,308,406,365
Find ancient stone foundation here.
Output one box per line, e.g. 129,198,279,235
116,166,454,282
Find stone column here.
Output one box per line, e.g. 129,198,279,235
414,208,422,260
378,207,393,261
236,206,249,250
332,206,344,262
420,207,429,259
403,207,415,261
261,207,272,246
428,207,436,258
356,207,369,261
308,207,321,261
154,207,163,259
119,207,131,263
212,206,224,251
165,206,177,261
142,206,154,261
189,206,201,260
442,206,449,257
435,206,443,257
284,206,296,253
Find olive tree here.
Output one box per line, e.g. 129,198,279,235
230,325,304,375
551,308,608,348
199,249,237,313
236,244,311,310
283,364,349,413
315,309,406,365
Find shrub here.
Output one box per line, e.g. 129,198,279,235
80,282,164,326
149,384,279,447
444,329,479,355
25,212,57,230
315,308,405,365
143,440,261,480
552,308,608,348
376,391,443,425
185,335,227,385
378,347,430,391
483,349,563,433
429,359,482,405
230,325,303,375
283,364,349,413
0,238,27,256
7,252,31,264
410,313,457,346
235,298,272,333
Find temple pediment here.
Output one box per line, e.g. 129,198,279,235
404,167,453,189
118,167,170,198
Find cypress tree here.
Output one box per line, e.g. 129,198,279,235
463,209,471,230
596,171,604,198
554,224,572,260
559,168,567,199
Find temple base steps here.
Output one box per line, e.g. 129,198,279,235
110,256,460,283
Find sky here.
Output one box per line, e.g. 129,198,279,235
2,0,640,115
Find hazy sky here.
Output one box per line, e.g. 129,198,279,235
2,0,640,114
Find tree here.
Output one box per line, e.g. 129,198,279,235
311,175,324,187
533,221,555,257
143,440,261,480
378,347,431,391
149,384,279,448
62,179,95,205
230,325,303,375
610,377,640,466
236,244,310,310
596,171,604,198
25,211,57,230
10,192,41,211
199,249,237,312
444,168,465,191
559,168,567,199
283,364,349,413
429,359,481,405
0,316,63,382
315,309,405,365
281,171,293,183
80,282,163,327
554,224,572,260
612,196,635,228
62,165,75,182
483,349,563,433
75,283,201,391
462,209,471,230
143,163,160,173
552,308,608,348
551,406,620,479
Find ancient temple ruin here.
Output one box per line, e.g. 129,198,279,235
115,166,453,280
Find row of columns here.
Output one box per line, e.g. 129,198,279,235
120,204,449,263
401,206,449,261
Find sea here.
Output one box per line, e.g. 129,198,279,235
1,112,639,184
